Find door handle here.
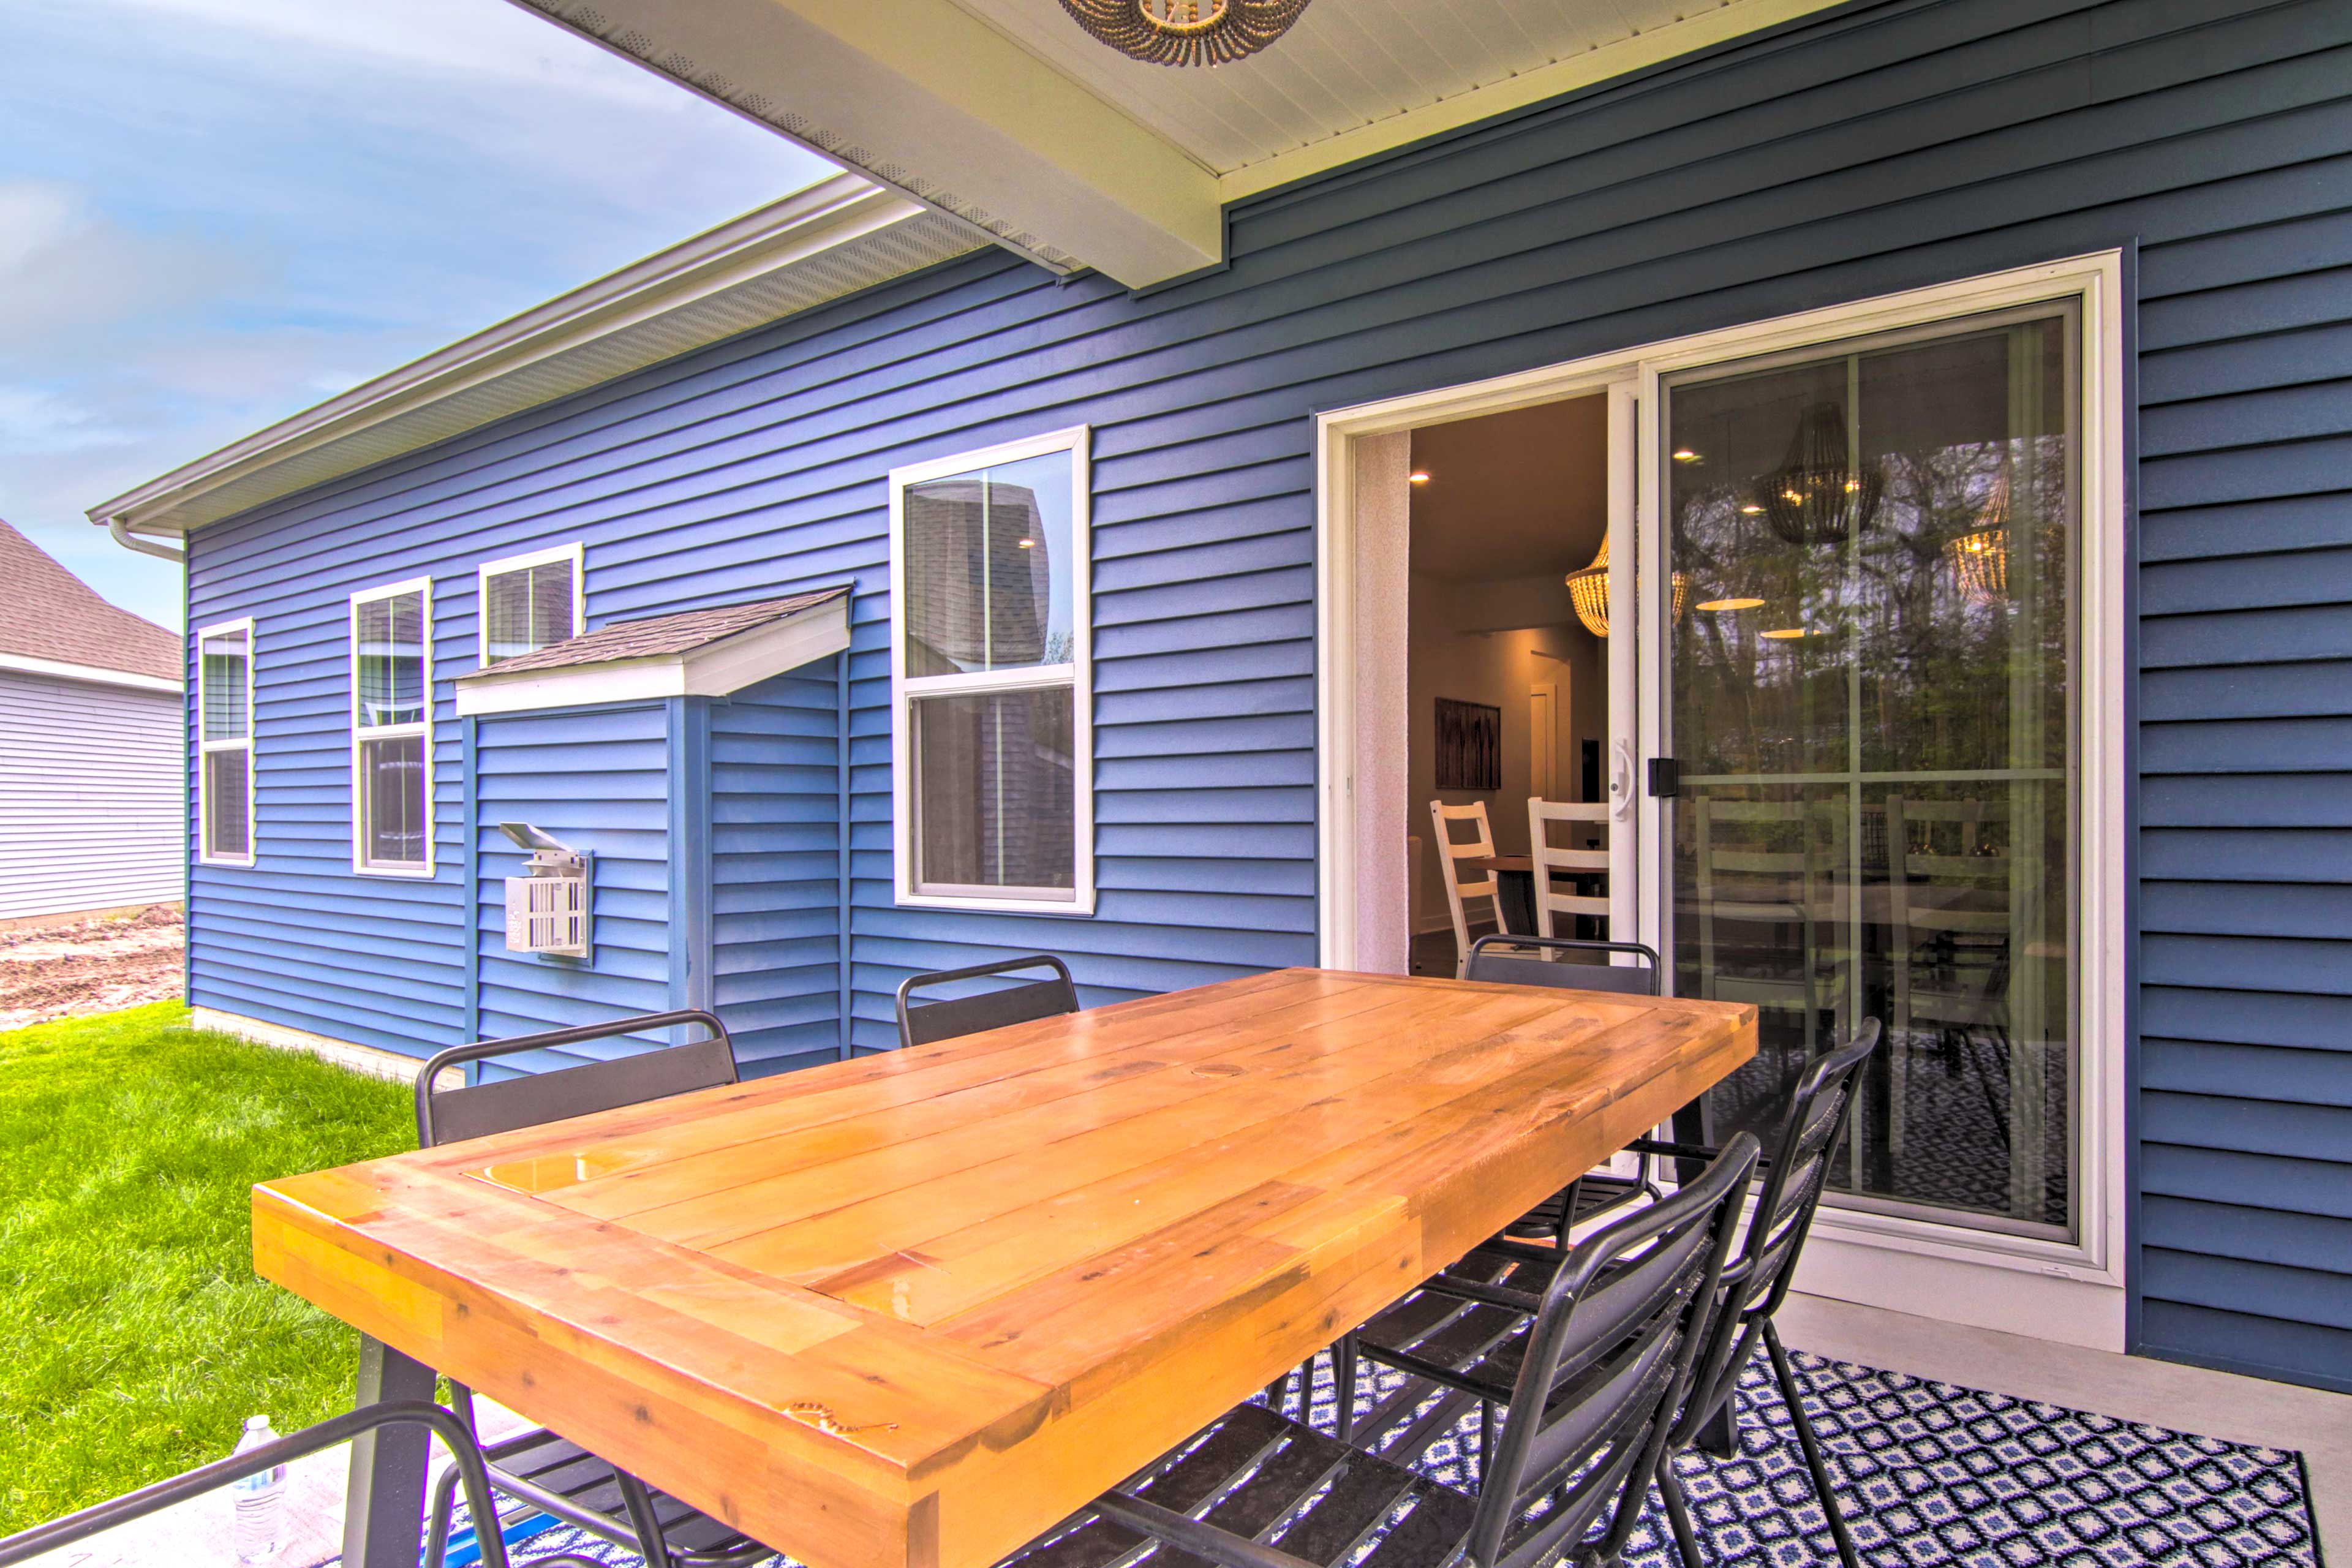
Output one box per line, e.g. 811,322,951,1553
1610,739,1635,821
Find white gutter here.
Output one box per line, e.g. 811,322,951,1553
0,652,181,693
107,518,185,564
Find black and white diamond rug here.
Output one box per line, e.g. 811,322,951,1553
432,1350,2318,1568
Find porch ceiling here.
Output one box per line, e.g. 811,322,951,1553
506,0,1849,288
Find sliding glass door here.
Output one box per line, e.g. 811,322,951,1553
1657,307,2079,1236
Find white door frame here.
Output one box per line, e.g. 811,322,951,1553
1314,251,2130,1350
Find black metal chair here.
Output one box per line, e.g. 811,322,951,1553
1467,935,1667,1243
998,1134,1760,1568
413,1009,773,1568
1641,1018,1883,1568
0,1402,554,1568
896,954,1079,1049
1343,1020,1883,1568
1464,933,1662,996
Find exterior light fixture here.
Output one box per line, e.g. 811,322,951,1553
1564,537,1686,638
1055,0,1313,66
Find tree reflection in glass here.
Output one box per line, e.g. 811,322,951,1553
1665,311,2076,1234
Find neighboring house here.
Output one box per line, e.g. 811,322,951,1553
89,0,2351,1395
0,519,182,923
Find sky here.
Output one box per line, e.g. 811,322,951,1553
1,0,834,629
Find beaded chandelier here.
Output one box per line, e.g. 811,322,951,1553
1056,0,1314,66
1564,538,1686,639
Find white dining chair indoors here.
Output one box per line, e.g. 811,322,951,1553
1430,800,1509,979
1528,797,1611,940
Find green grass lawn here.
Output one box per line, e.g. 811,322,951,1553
0,1003,415,1534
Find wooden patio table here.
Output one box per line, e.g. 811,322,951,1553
252,968,1754,1568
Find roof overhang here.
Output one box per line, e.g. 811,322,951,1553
0,652,181,694
512,0,1853,289
91,176,984,540
454,592,850,717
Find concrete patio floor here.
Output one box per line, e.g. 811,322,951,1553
20,1297,2346,1566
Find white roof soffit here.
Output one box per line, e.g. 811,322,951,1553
91,176,984,539
509,0,1849,290
513,0,1224,288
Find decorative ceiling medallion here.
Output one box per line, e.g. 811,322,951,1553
1055,0,1314,66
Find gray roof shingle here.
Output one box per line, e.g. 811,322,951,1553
471,587,849,677
0,519,180,681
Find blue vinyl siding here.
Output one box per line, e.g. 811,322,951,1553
472,702,672,1066
181,0,2352,1387
710,668,847,1075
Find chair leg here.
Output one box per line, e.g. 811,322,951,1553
1693,1390,1738,1460
422,1461,464,1568
1659,1466,1705,1568
1763,1321,1862,1568
614,1469,677,1568
1332,1336,1359,1441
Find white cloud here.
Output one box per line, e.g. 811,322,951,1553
0,387,140,453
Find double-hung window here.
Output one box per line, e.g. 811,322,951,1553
889,428,1093,912
196,619,255,865
478,543,582,665
350,579,433,875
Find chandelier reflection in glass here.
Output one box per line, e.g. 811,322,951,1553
1565,537,1686,638
1755,401,1883,545
1055,0,1313,66
1945,466,2013,606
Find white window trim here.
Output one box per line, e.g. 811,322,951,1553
195,616,257,868
888,426,1096,914
349,576,436,878
1312,252,2129,1351
475,541,584,668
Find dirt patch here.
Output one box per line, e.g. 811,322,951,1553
0,905,184,1030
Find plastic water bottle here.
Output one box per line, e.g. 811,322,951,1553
230,1414,287,1566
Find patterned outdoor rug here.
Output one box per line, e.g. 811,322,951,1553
434,1349,2319,1568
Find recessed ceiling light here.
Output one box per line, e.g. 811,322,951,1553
1016,538,1036,548
1740,503,1764,515
1408,469,1432,484
1672,448,1700,462
1760,627,1809,640
1696,597,1765,612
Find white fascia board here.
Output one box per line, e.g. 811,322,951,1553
0,652,181,694
513,0,1223,288
89,177,969,537
454,597,850,717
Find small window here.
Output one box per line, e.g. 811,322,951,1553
478,543,582,665
196,619,255,865
350,579,434,875
889,428,1093,912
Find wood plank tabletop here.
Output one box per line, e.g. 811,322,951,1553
252,969,1754,1568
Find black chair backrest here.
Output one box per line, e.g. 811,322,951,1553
415,1009,741,1148
1467,1133,1760,1568
1465,934,1662,997
0,1401,507,1568
1674,1017,1880,1446
895,954,1078,1049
